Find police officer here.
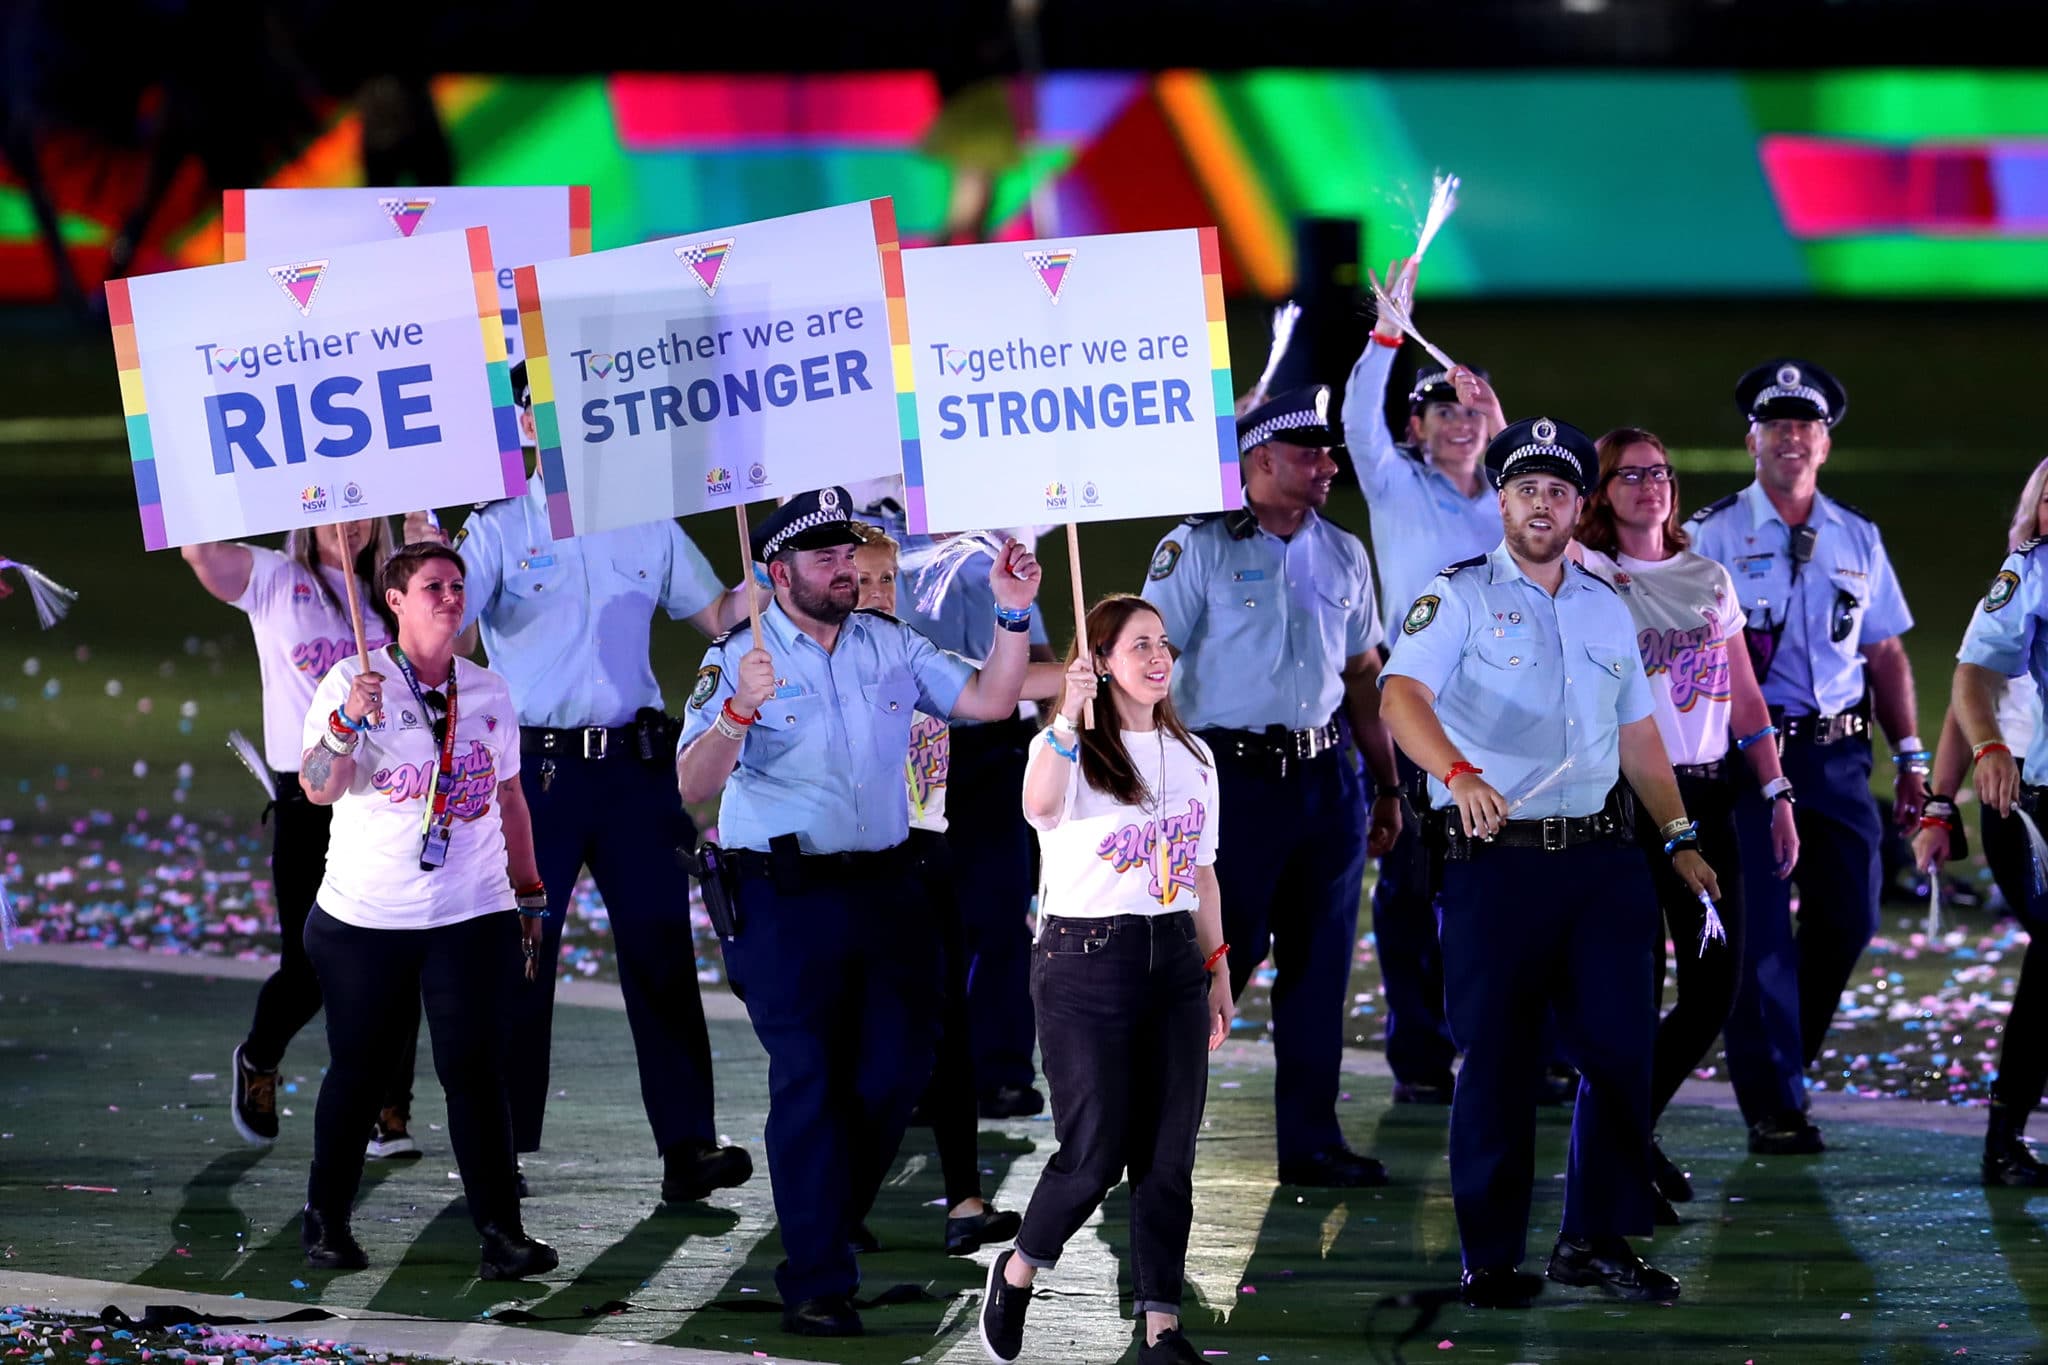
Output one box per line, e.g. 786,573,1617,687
852,477,1057,1115
1342,256,1505,1101
1142,384,1404,1188
408,360,756,1206
1687,360,1925,1156
676,487,1041,1337
1380,416,1718,1308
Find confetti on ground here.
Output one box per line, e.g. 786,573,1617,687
0,1305,461,1365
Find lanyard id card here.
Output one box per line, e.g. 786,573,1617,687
390,646,461,872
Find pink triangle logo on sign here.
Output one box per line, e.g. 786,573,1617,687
1026,248,1076,304
377,196,435,238
266,260,329,316
674,238,735,296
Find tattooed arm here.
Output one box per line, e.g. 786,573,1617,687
299,741,356,805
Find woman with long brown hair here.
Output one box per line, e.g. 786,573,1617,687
979,595,1230,1365
1572,428,1798,1220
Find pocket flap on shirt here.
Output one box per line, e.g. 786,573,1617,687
1584,641,1632,679
862,674,919,716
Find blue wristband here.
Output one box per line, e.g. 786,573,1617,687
337,708,370,734
1734,724,1777,751
994,604,1032,623
1046,732,1079,762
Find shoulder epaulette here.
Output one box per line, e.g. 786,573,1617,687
1686,493,1739,524
1829,498,1877,525
1569,560,1620,593
708,624,749,649
1177,513,1222,529
1439,554,1488,577
854,607,905,626
2016,536,2046,558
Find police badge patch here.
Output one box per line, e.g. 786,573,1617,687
1149,540,1183,581
1988,570,2022,612
1403,595,1440,634
689,665,721,709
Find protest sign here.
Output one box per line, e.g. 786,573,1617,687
109,227,524,554
226,186,590,363
896,227,1237,536
513,198,908,541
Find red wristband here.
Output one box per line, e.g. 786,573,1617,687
1371,330,1403,349
722,699,757,728
1918,815,1954,833
1203,943,1231,973
1974,741,2012,765
1443,760,1483,785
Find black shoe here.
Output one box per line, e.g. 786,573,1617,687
1392,1079,1455,1105
300,1206,368,1271
1747,1114,1825,1155
906,1097,935,1127
661,1140,754,1204
1984,1104,2048,1187
1459,1265,1543,1309
1546,1235,1680,1302
979,1085,1047,1119
1649,1135,1693,1203
365,1106,421,1160
515,1165,530,1200
783,1293,863,1337
1139,1326,1204,1363
979,1248,1031,1361
230,1044,280,1146
478,1222,559,1280
947,1206,1022,1256
847,1221,880,1255
1276,1147,1389,1188
1536,1065,1579,1106
1650,1187,1681,1227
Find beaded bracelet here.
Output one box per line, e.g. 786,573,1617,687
1664,830,1702,857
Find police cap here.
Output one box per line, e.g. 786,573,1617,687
1483,416,1597,496
1735,358,1846,428
1237,385,1339,454
751,486,865,562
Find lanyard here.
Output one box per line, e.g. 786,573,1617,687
388,646,461,835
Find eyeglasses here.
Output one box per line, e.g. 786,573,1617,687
1607,465,1675,487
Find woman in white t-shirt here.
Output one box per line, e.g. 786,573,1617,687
295,542,553,1281
181,520,417,1155
1572,427,1799,1223
978,595,1231,1365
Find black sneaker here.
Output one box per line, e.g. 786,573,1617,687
366,1107,420,1160
477,1222,559,1281
1747,1114,1825,1156
979,1248,1032,1362
230,1044,279,1146
662,1140,754,1204
1546,1234,1680,1302
1139,1326,1204,1363
300,1206,368,1271
946,1206,1022,1256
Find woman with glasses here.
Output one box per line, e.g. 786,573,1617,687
979,595,1233,1365
294,542,554,1279
1571,429,1799,1223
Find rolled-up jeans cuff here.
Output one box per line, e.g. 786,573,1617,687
1133,1298,1181,1318
1015,1245,1059,1271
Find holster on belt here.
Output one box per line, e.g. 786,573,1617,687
634,707,683,767
677,839,744,939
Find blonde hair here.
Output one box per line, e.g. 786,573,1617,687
2009,457,2048,552
282,517,398,620
850,523,900,557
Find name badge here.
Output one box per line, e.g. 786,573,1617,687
1734,553,1773,579
1233,569,1265,582
520,554,557,570
773,683,807,699
419,822,451,872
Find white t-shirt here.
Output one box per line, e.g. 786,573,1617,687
302,648,520,931
233,545,391,771
1579,547,1743,767
906,710,950,833
1025,728,1221,918
1996,675,2042,760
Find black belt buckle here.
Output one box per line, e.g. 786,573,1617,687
1542,816,1567,852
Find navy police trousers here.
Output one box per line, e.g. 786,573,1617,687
1371,753,1457,1087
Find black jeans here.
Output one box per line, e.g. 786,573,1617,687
911,829,986,1207
1991,778,2048,1112
303,907,522,1232
1637,771,1745,1122
244,779,419,1111
1016,912,1209,1316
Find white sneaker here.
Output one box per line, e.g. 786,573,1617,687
366,1107,421,1159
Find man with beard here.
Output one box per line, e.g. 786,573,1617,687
1687,360,1924,1156
1342,255,1505,1103
1380,417,1718,1308
676,486,1042,1338
1141,384,1405,1189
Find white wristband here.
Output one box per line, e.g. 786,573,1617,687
1897,735,1924,754
1051,713,1077,734
1761,776,1794,801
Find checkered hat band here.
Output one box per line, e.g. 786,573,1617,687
1409,369,1452,401
1753,383,1829,417
1239,406,1326,453
1502,443,1577,473
763,507,851,559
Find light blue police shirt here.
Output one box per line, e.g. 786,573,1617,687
677,601,977,853
1956,539,2048,774
1140,507,1382,732
1687,481,1912,717
1381,540,1655,818
854,500,1049,728
457,479,726,729
1341,341,1503,639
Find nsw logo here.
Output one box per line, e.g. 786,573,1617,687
1044,480,1069,511
1082,481,1101,508
706,466,736,496
300,484,329,514
675,238,734,297
267,259,329,316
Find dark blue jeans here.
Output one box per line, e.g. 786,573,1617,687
944,719,1040,1095
1016,912,1210,1316
1440,840,1659,1271
726,859,941,1305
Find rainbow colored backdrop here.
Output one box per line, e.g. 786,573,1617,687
10,69,2048,302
